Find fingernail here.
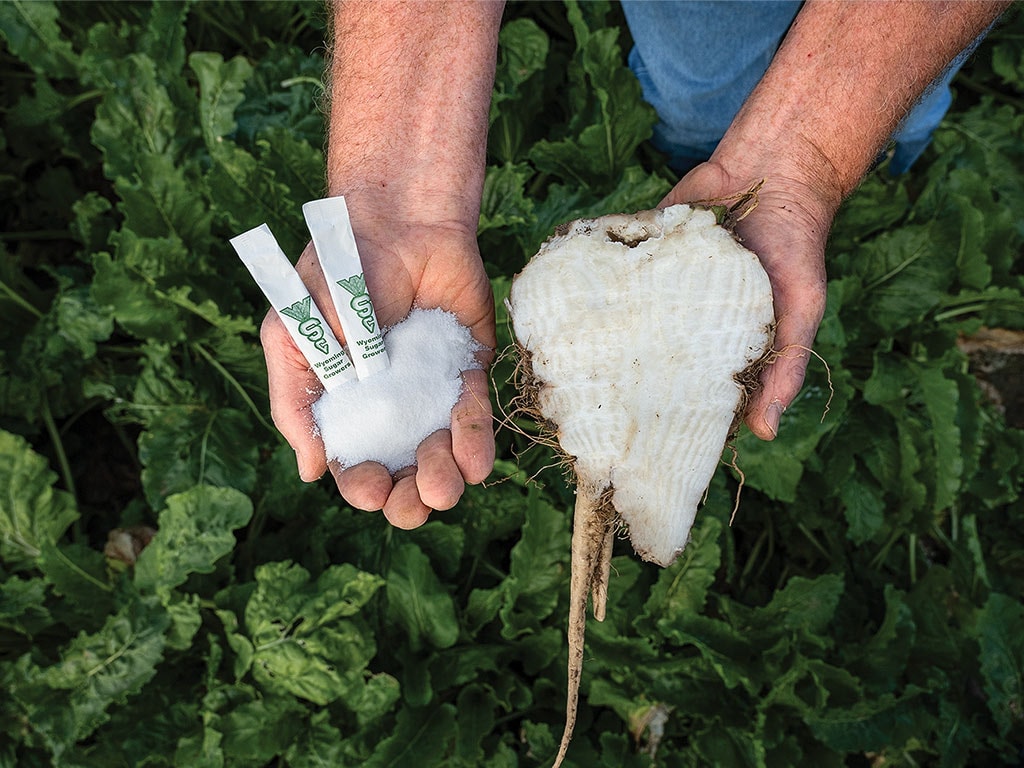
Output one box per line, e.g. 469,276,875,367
765,401,785,438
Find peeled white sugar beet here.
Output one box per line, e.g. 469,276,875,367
506,202,774,767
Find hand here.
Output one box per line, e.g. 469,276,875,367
261,214,496,528
661,160,832,440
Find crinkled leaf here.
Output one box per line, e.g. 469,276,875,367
38,540,114,615
53,284,114,359
489,18,550,162
243,560,383,705
134,485,253,594
137,407,258,508
976,592,1024,737
90,252,187,343
0,0,77,78
12,596,169,754
285,710,356,768
0,429,78,567
216,696,306,763
363,704,458,768
0,574,50,633
189,52,253,148
479,162,534,234
386,540,459,650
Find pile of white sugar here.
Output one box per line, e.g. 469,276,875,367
312,308,483,473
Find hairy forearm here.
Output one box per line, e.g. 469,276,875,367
715,0,1007,209
324,0,504,229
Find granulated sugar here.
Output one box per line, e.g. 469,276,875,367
312,308,483,473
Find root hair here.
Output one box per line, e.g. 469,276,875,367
689,179,765,231
491,341,578,487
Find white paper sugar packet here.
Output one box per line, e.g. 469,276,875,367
303,196,389,379
230,224,356,391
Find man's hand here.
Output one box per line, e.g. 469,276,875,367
666,1,1007,439
262,218,495,529
263,0,504,526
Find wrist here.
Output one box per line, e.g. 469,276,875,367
704,130,843,249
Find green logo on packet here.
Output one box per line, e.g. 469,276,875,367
279,296,330,354
338,273,377,334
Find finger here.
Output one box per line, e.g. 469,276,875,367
333,460,393,511
745,300,823,440
450,368,495,485
294,241,347,339
415,430,464,511
261,310,327,480
383,473,432,529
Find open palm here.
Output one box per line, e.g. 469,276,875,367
261,220,496,528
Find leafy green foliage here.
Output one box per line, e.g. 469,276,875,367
0,1,1022,766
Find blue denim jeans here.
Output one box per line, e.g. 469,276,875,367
621,0,967,174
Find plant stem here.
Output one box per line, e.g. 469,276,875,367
191,342,275,434
0,278,44,318
42,395,77,508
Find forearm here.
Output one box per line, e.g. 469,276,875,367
714,0,1007,211
325,0,504,230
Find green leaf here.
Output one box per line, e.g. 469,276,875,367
455,684,499,764
840,476,886,544
386,540,459,650
0,429,78,567
976,592,1024,738
134,485,253,595
363,704,458,768
0,0,77,78
741,573,845,644
479,162,534,235
857,225,955,334
489,18,550,163
90,252,187,343
216,696,306,763
527,2,657,187
285,710,356,768
138,407,259,508
12,596,170,754
735,368,848,503
115,154,213,246
189,51,254,149
641,516,722,633
253,126,326,208
243,560,384,705
53,284,114,359
204,140,310,254
844,586,915,694
916,365,962,511
38,540,114,611
804,686,933,753
0,574,50,633
87,52,193,182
